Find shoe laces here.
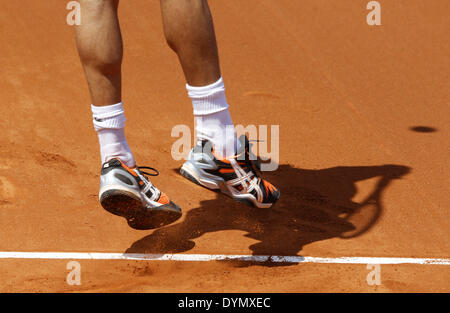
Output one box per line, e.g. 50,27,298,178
231,139,264,193
230,158,260,193
136,166,159,177
135,166,160,198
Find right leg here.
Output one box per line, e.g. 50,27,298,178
75,0,134,167
75,0,181,228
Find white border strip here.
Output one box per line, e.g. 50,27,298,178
0,252,449,265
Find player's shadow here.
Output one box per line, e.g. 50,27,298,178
126,164,410,266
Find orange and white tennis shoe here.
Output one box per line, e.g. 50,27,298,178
99,158,181,229
180,136,280,208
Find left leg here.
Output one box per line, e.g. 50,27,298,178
160,0,236,159
160,0,280,208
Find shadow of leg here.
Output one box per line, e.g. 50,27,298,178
126,164,410,267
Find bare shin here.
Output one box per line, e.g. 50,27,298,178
75,0,122,106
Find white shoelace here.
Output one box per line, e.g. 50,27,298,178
135,170,160,201
229,158,261,201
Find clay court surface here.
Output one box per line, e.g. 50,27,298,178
0,1,449,292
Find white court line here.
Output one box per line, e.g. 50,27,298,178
0,252,449,265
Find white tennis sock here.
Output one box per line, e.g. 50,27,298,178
186,77,238,158
91,102,136,168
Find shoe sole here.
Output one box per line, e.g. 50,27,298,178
100,189,181,230
180,162,274,209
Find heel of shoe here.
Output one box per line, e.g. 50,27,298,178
100,189,142,219
180,166,202,186
180,162,221,190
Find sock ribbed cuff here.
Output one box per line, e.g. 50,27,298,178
91,102,126,131
186,77,229,115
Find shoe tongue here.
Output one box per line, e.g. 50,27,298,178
235,136,262,171
233,135,249,157
236,142,246,156
203,136,251,161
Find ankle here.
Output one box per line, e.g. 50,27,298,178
91,102,136,168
